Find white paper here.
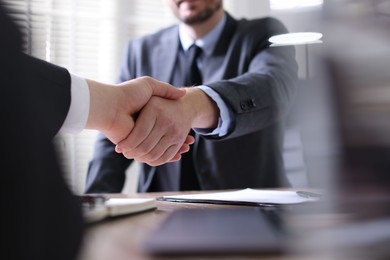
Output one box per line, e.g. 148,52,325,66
162,188,319,205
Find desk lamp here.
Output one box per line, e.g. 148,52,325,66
269,32,323,78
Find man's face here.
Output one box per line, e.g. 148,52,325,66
165,0,223,25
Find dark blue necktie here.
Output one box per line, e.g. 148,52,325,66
180,44,203,190
185,44,203,86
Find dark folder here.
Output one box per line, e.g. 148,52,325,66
141,207,288,256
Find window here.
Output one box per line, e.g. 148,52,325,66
3,0,175,194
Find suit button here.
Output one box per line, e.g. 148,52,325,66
240,99,256,111
240,102,248,110
249,98,256,108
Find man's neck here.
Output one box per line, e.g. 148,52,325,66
182,9,225,40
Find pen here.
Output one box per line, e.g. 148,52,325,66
296,191,322,199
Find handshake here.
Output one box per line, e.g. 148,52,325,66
85,76,218,166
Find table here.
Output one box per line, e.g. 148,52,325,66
78,190,290,260
76,190,389,260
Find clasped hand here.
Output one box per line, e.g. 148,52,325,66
88,76,195,166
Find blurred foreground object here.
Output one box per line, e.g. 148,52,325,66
295,0,390,259
323,0,390,219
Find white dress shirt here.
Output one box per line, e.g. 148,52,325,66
59,74,90,134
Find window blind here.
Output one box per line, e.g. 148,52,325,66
2,0,176,194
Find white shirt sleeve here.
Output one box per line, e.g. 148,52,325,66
58,74,90,134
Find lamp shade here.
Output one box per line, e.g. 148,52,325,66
269,32,323,46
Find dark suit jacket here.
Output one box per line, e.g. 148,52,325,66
85,12,298,193
0,4,84,260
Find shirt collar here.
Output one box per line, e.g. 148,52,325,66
179,13,226,56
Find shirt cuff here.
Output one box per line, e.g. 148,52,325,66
194,85,232,137
59,73,90,134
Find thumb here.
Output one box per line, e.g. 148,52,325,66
150,80,186,100
105,115,135,146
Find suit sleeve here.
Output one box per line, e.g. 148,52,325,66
20,53,71,138
207,17,299,139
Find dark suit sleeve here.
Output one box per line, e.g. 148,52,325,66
20,53,71,138
207,17,299,139
1,5,84,260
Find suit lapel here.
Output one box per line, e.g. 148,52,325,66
154,26,180,83
213,12,237,56
203,12,238,83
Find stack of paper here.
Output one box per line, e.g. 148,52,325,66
159,188,320,206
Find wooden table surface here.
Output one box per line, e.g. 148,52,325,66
76,190,360,260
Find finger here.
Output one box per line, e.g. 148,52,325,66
140,137,193,166
129,114,173,159
107,116,135,146
169,154,182,162
120,131,170,161
135,133,183,163
148,78,186,100
141,143,183,166
177,143,191,154
128,132,192,163
129,131,167,160
184,135,195,145
140,134,193,161
165,136,194,163
128,110,189,160
169,143,191,162
116,113,157,154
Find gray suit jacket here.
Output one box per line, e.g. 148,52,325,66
85,12,298,193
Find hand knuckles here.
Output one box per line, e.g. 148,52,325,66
122,151,135,159
136,145,152,156
140,153,157,163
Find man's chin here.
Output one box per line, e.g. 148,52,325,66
178,0,199,10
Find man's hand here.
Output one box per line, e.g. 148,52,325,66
117,96,193,166
86,76,194,163
116,87,219,166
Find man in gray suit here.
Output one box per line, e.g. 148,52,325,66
85,0,298,193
